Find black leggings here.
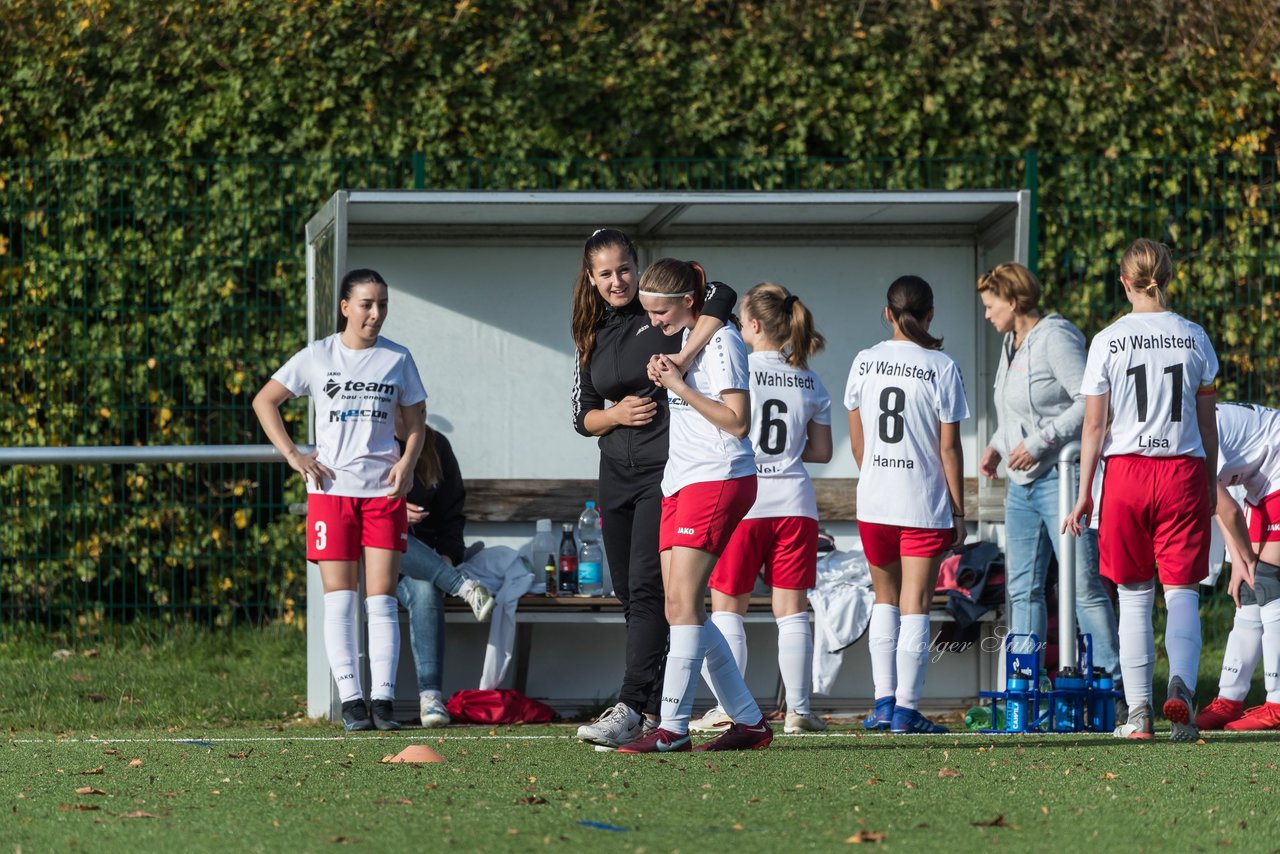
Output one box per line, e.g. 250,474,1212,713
598,455,668,715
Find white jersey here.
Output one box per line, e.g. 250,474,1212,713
743,351,832,520
662,324,756,496
1080,311,1217,457
272,333,428,497
843,340,970,528
1216,402,1280,504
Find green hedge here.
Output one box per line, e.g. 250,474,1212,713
0,1,1277,632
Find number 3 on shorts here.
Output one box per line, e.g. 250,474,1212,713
313,521,327,551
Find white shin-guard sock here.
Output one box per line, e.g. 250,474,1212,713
365,594,400,701
1164,587,1202,694
1117,582,1156,710
703,619,762,724
1219,604,1262,702
1261,599,1280,704
699,610,748,703
894,614,930,711
324,590,363,703
868,604,900,700
659,625,707,734
776,613,813,715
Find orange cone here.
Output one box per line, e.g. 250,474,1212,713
387,744,445,763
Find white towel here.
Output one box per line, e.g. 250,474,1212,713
808,545,876,695
457,546,535,689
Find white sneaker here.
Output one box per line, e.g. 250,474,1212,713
689,706,733,733
576,702,642,748
1113,702,1154,739
419,695,451,728
785,711,828,733
459,580,495,623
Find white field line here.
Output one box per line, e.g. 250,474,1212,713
6,729,1249,746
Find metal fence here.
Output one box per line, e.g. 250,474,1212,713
1,154,1275,639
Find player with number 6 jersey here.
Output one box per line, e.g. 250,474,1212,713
1064,238,1219,742
693,283,833,736
844,275,969,735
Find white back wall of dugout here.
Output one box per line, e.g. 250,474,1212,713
303,191,1029,718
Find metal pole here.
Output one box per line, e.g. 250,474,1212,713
0,445,314,466
1057,440,1082,672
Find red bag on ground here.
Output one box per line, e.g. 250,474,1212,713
445,689,556,724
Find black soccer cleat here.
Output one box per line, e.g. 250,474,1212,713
370,699,402,731
342,699,374,732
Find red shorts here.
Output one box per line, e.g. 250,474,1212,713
659,476,758,556
857,521,952,568
1247,490,1280,545
306,494,408,562
1098,455,1211,586
711,516,820,595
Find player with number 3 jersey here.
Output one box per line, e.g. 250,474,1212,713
1064,238,1219,741
845,275,969,735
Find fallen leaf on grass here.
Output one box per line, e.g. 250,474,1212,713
864,776,882,786
82,649,100,658
103,749,118,756
515,796,547,805
938,768,962,778
79,767,105,776
119,811,159,818
129,759,142,767
328,836,357,844
227,750,253,760
83,693,107,703
69,673,87,682
1100,772,1119,780
971,815,1016,828
846,830,886,843
59,803,100,811
374,798,413,806
74,787,106,796
381,755,396,764
52,649,74,661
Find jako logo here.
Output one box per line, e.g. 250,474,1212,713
324,380,342,398
329,408,389,423
677,526,696,535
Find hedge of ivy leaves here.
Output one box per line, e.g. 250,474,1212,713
0,0,1276,630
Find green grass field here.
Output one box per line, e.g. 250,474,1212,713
3,625,1278,852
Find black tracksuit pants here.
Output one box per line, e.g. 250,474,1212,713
598,454,668,715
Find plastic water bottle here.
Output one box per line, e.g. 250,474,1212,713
531,519,558,577
576,501,605,597
964,704,1005,731
558,524,579,596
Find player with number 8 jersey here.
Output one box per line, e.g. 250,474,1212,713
844,275,969,735
1064,238,1219,742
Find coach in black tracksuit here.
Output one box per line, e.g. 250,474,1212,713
570,228,737,746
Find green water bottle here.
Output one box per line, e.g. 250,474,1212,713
964,705,1004,730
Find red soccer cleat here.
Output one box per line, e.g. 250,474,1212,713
1195,696,1245,730
1223,702,1280,731
616,727,692,754
693,717,774,752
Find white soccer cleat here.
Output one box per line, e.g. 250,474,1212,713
460,580,495,623
784,711,829,733
1113,702,1153,739
419,695,451,728
576,702,643,749
689,706,733,733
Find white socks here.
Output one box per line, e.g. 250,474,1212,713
365,594,400,702
700,611,748,702
776,613,813,716
868,604,900,700
1117,582,1156,710
895,614,930,711
703,619,762,724
324,590,362,702
1219,603,1262,702
1262,599,1280,704
659,625,707,735
1164,587,1201,694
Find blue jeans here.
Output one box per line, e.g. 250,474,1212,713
395,537,466,694
1004,466,1120,679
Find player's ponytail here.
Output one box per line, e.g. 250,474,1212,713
742,282,826,369
1120,238,1173,309
638,257,706,315
886,275,943,350
336,268,388,332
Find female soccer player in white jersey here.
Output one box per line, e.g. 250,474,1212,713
253,269,427,732
616,258,772,753
1196,402,1280,731
845,275,969,735
1064,238,1219,741
688,283,834,736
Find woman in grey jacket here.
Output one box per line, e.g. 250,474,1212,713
977,263,1120,684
